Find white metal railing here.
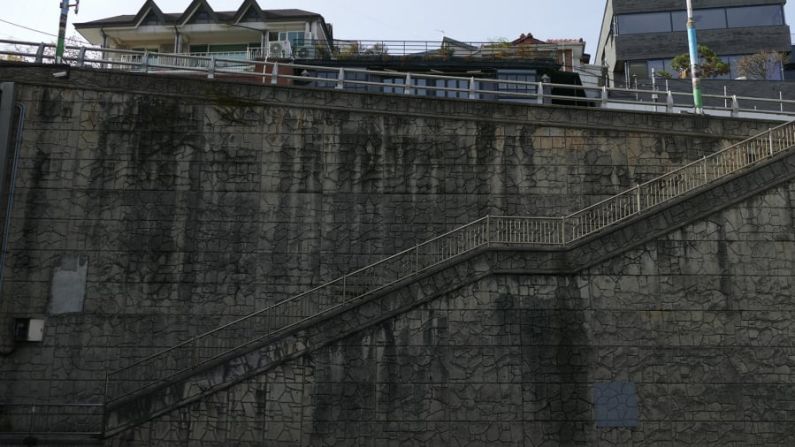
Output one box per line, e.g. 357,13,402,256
2,39,795,119
102,119,795,405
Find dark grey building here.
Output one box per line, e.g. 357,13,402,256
596,0,792,86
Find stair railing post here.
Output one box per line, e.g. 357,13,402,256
342,275,347,302
702,156,708,184
560,217,566,245
486,216,491,247
635,185,642,213
769,128,774,156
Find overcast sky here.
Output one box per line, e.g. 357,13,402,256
1,0,794,57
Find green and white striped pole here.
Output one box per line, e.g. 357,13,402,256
686,0,703,114
55,0,78,64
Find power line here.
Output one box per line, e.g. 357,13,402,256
0,17,85,44
0,18,58,39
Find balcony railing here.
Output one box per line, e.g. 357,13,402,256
326,39,561,60
2,39,795,120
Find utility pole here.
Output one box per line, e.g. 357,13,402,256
685,0,703,114
55,0,79,64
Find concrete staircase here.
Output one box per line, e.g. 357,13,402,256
101,121,795,437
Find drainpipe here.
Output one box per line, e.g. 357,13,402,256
173,26,181,53
686,0,704,114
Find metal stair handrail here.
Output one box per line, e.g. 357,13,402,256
103,119,795,404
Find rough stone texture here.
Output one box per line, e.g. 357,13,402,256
109,178,795,446
0,65,791,445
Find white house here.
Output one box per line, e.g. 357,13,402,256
74,0,333,61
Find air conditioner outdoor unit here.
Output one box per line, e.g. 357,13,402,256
268,40,292,58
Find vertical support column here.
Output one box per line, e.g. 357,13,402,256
601,86,608,108
336,68,345,90
731,95,739,117
468,77,477,100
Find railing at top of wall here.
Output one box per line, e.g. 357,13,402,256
1,39,795,119
102,119,795,405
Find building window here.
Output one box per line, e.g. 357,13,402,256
671,8,727,31
382,77,406,94
618,5,785,35
632,54,783,82
311,71,338,89
270,31,307,50
726,5,784,28
617,12,673,34
626,61,650,85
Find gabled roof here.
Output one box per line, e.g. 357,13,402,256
133,0,168,27
74,1,324,28
231,0,263,24
178,0,219,26
512,33,546,46
442,37,477,51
